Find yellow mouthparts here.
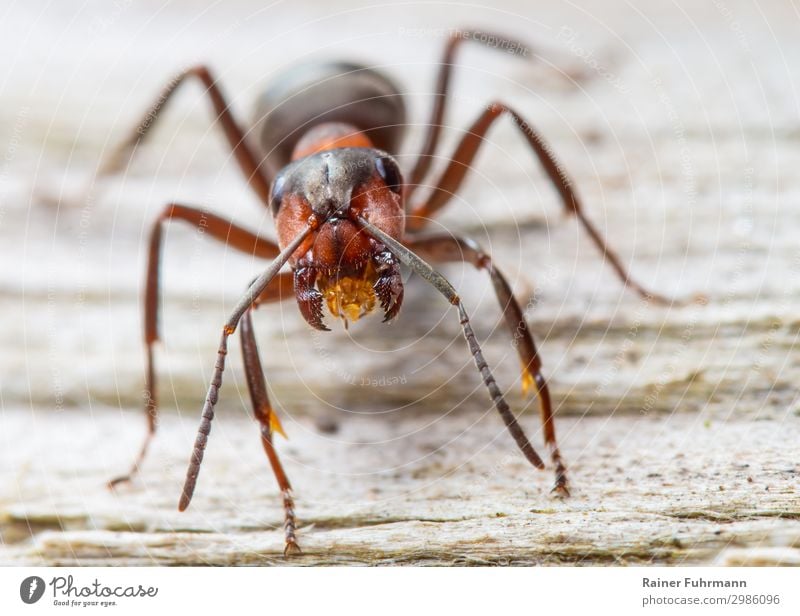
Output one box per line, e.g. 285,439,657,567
318,263,377,324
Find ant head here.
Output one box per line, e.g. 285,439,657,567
270,146,405,329
270,147,402,220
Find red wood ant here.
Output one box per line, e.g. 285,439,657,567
93,29,692,555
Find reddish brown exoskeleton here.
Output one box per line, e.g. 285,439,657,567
92,30,695,555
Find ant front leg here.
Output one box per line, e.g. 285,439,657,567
357,217,547,475
86,65,273,206
408,102,699,306
407,233,568,495
178,226,313,519
108,203,285,488
240,308,301,556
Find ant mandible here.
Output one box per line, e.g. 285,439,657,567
93,29,693,555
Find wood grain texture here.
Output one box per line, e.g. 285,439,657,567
1,0,799,565
2,408,798,565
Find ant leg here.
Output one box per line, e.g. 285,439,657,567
108,203,284,488
178,225,313,514
407,233,568,495
240,308,301,556
357,216,546,474
407,102,697,305
407,29,535,201
86,65,273,206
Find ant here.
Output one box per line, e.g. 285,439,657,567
89,29,696,555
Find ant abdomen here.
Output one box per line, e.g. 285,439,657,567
252,62,406,174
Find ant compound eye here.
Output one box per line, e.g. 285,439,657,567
270,174,286,213
375,156,402,195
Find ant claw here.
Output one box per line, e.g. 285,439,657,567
283,540,302,558
647,291,708,309
107,475,132,490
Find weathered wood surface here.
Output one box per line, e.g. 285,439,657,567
1,0,799,565
2,408,799,565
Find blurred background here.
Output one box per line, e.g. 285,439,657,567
1,0,798,565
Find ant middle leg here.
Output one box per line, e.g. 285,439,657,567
108,203,286,488
407,233,568,495
240,307,301,556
